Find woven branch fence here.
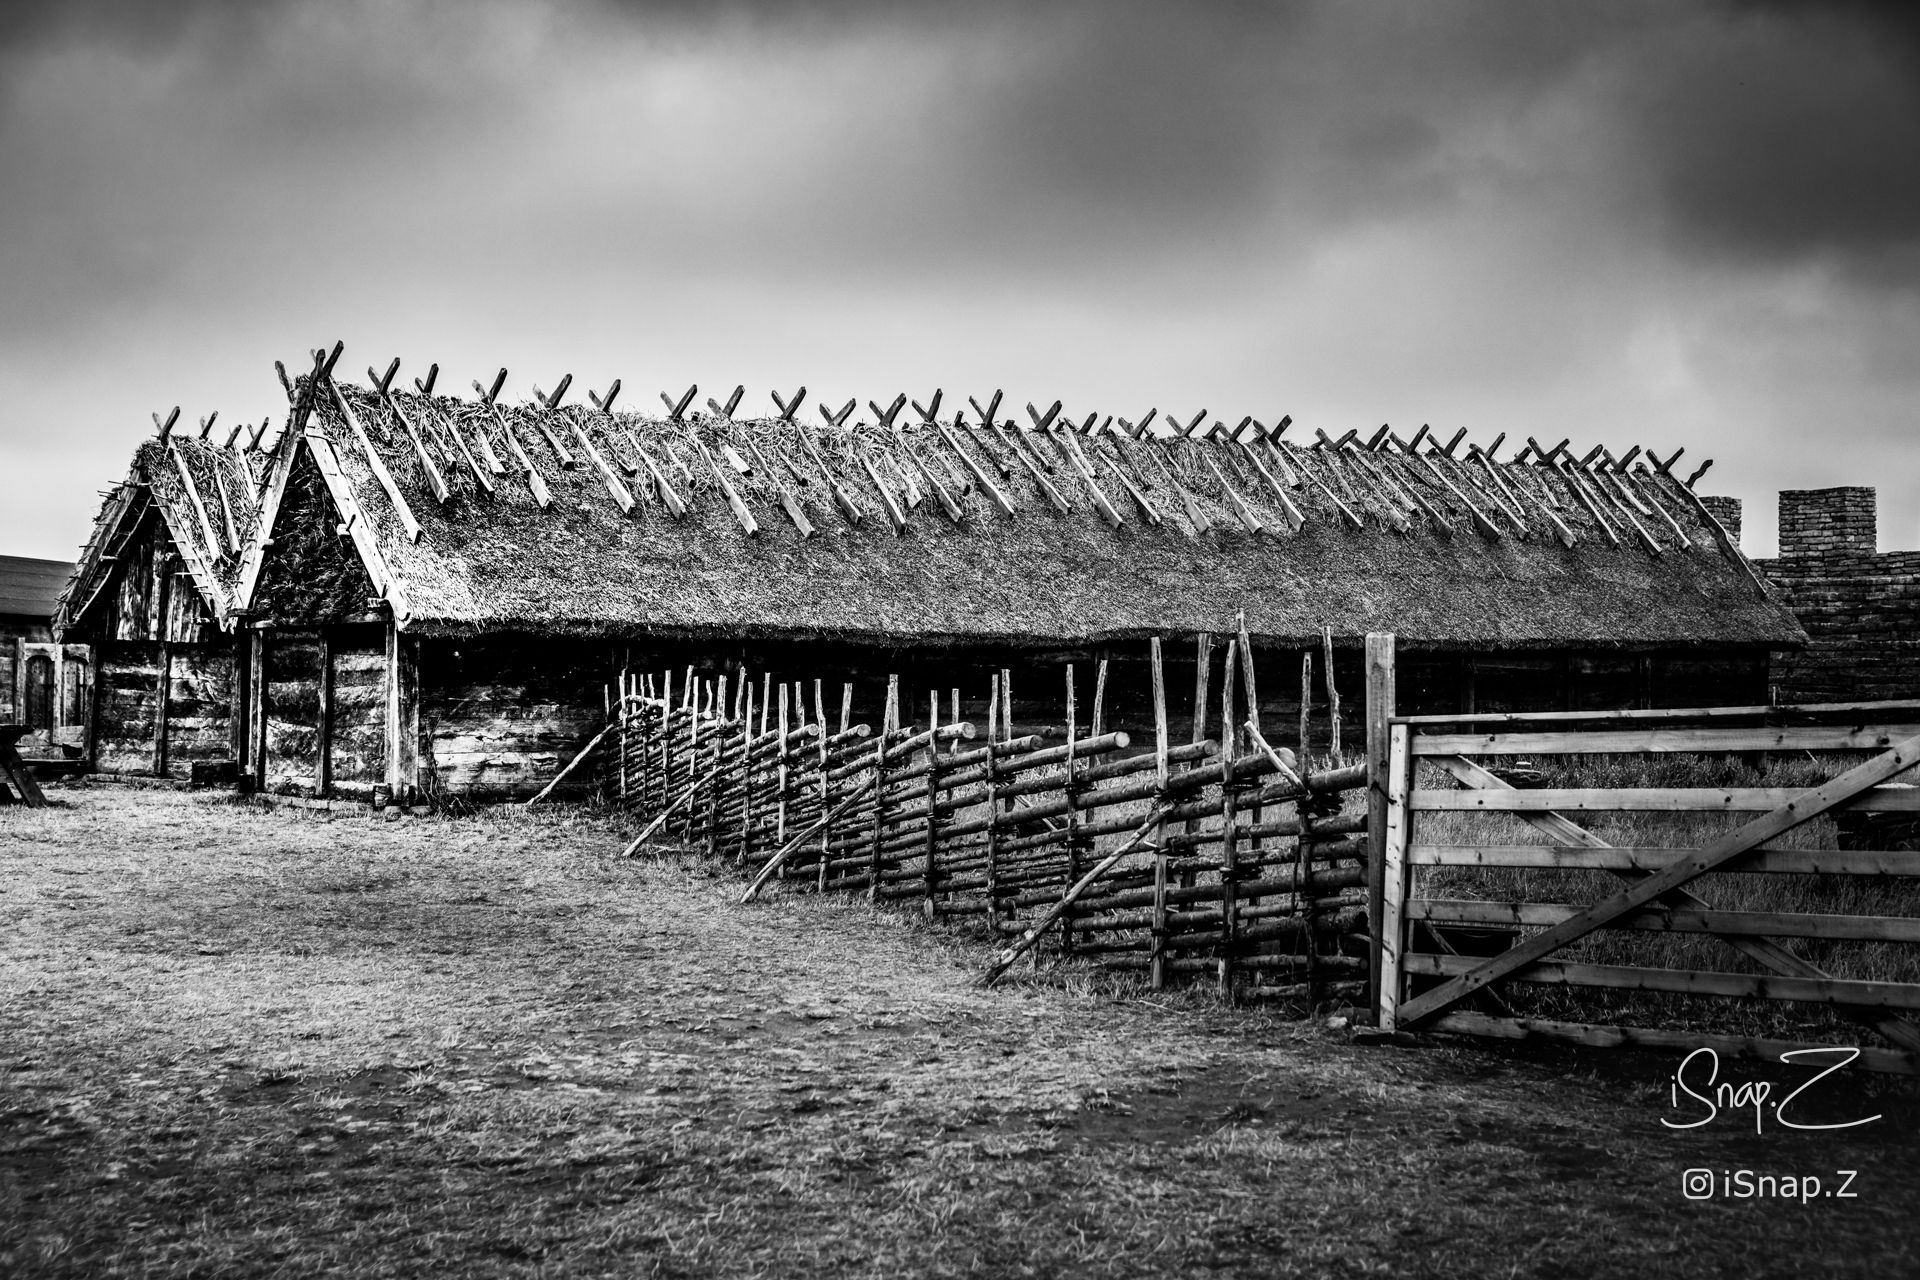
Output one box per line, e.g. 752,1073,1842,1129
610,635,1373,1003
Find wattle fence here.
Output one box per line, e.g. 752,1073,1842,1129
608,631,1372,1004
595,631,1920,1073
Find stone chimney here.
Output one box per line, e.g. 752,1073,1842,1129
1778,487,1876,560
1698,495,1742,547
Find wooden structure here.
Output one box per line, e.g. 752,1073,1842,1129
0,725,49,806
55,409,269,778
1375,698,1920,1072
612,633,1372,1004
0,555,90,759
213,344,1800,803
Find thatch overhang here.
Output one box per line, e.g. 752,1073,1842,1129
56,432,272,639
261,374,1805,653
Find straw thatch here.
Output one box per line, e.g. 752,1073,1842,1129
263,375,1801,651
57,434,271,636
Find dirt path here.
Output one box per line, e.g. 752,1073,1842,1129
2,788,1916,1278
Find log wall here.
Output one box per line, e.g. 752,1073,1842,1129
419,633,609,801
262,629,322,793
91,638,233,777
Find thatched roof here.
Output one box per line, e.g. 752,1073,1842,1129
257,372,1801,651
57,432,271,637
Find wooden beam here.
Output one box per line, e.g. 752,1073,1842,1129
248,625,268,794
1364,633,1396,1019
315,629,332,798
415,397,495,495
384,619,419,805
1204,455,1264,534
1393,733,1920,1027
478,397,552,509
1412,724,1920,756
567,414,637,515
370,374,452,504
771,386,806,422
1234,440,1303,531
794,422,866,526
329,378,424,541
690,433,760,535
933,420,1015,518
1428,1012,1916,1076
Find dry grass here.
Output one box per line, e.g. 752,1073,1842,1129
3,784,1917,1279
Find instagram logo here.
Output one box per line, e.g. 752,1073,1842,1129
1682,1169,1714,1200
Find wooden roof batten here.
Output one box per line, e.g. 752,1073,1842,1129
174,343,1802,648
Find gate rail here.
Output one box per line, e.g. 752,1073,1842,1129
1376,699,1920,1073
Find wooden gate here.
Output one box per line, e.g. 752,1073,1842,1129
1376,701,1920,1072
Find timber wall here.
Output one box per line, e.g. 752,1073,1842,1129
420,633,608,801
1757,487,1920,704
82,514,231,776
250,624,387,798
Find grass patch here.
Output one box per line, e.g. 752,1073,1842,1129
0,785,1915,1278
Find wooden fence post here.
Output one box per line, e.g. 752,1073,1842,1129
1149,637,1170,990
869,674,898,900
1062,664,1079,957
1377,722,1411,1030
1364,631,1397,1021
924,691,941,915
249,626,268,793
1218,638,1240,1000
315,629,332,798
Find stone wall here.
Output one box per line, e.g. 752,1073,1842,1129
1756,487,1920,704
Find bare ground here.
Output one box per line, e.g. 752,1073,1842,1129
2,786,1916,1279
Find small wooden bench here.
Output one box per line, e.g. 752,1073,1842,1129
0,725,48,808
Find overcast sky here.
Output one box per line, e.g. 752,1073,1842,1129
2,0,1916,561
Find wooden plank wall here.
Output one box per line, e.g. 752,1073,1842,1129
328,625,387,797
94,639,162,774
95,639,232,778
161,646,233,775
262,629,322,794
420,633,607,800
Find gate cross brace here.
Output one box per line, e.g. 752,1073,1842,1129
1394,734,1920,1029
1423,755,1920,1055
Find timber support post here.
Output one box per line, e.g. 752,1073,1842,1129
1364,632,1396,1022
384,619,419,806
315,630,333,798
249,625,269,793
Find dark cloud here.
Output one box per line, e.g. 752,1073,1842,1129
2,0,1918,562
1634,2,1920,274
0,0,275,55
